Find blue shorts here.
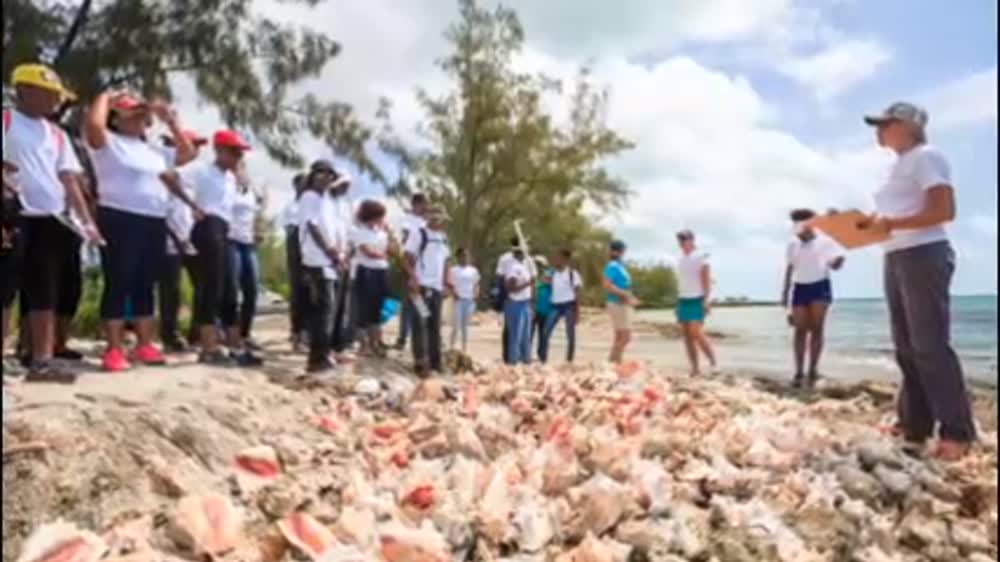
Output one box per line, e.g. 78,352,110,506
676,297,705,323
792,279,833,307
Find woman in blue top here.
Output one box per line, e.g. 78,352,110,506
602,240,640,363
531,256,552,361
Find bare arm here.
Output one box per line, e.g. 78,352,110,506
151,101,196,166
307,221,339,266
159,171,203,218
601,276,633,300
83,92,112,149
886,185,956,230
700,264,712,309
59,172,103,242
359,244,387,260
781,265,793,308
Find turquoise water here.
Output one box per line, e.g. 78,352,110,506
639,295,998,385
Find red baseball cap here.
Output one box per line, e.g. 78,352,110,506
213,129,251,150
110,94,147,113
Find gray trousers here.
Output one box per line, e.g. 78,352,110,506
885,241,976,443
409,287,443,372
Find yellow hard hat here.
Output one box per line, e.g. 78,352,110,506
11,63,77,101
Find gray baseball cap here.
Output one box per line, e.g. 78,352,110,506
863,101,928,128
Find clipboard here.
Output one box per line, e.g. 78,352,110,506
809,211,890,250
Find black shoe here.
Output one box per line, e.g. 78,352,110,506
18,353,31,368
393,340,407,351
244,338,263,352
231,350,263,367
198,349,234,366
791,374,805,389
306,358,336,374
163,339,189,354
54,348,84,361
25,360,77,384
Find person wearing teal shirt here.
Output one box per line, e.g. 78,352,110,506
602,239,640,363
531,256,552,361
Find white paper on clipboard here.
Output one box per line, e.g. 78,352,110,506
809,211,890,250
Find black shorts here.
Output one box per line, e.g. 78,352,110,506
19,216,81,313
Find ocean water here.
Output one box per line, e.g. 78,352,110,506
638,295,998,386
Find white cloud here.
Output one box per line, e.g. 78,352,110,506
914,67,998,130
162,0,992,297
778,38,893,100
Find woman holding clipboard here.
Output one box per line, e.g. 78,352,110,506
857,102,976,461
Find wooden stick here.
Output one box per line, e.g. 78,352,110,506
3,440,50,458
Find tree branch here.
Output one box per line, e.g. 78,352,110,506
54,0,93,66
100,63,202,90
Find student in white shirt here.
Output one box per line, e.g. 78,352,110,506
859,101,976,460
503,246,535,365
539,249,582,363
394,192,429,350
84,90,200,372
156,130,207,352
402,205,450,376
780,209,845,388
447,247,480,353
159,129,254,366
494,236,537,362
327,172,356,360
673,230,717,376
296,160,343,373
353,200,393,357
283,174,307,349
5,64,101,383
222,165,263,353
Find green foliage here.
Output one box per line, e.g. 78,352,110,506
628,263,679,309
257,226,291,299
378,0,634,291
73,269,103,338
3,0,381,175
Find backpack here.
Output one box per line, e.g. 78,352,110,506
490,275,507,312
416,227,447,266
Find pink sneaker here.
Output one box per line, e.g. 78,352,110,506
102,348,132,372
132,344,167,366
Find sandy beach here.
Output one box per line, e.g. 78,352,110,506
2,309,997,562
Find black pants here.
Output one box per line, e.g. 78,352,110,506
158,253,197,343
302,266,335,367
97,207,166,320
409,287,443,372
285,226,307,336
396,294,410,345
222,241,258,338
331,277,351,353
1,229,22,310
885,241,977,443
355,266,388,329
191,216,232,327
19,216,81,313
531,311,548,361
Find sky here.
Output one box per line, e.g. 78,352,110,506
175,0,998,300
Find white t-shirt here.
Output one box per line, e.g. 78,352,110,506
165,193,195,255
786,235,844,284
405,227,449,291
874,145,953,253
298,190,338,279
675,252,710,299
505,260,533,302
496,251,537,279
353,225,389,269
4,109,83,216
88,132,170,218
550,268,582,304
228,188,258,244
177,162,237,224
400,212,426,243
449,265,481,300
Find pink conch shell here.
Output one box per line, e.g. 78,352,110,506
169,493,242,556
277,512,337,560
16,521,106,562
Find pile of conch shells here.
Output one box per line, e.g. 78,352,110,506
8,360,998,562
